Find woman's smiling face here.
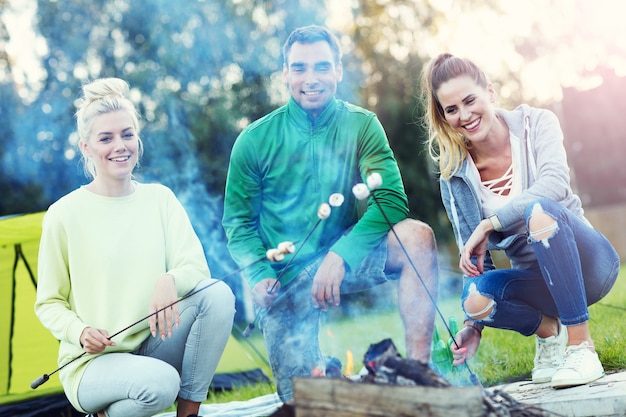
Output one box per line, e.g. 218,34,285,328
436,75,497,144
80,110,139,181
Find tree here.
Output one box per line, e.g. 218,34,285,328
0,3,47,214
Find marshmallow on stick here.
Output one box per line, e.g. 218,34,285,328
366,172,383,190
277,241,295,254
267,201,334,262
352,183,370,200
266,240,295,262
317,202,331,219
353,173,384,200
328,193,345,207
265,248,284,262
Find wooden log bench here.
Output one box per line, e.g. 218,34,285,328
291,377,485,417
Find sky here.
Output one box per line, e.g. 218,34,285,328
326,0,626,104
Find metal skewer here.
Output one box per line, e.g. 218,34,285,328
357,172,481,386
31,248,281,389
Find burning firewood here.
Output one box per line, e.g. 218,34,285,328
270,338,560,417
359,339,557,416
361,338,451,387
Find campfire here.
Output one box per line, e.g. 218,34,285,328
270,339,559,417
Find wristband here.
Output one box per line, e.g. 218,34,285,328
465,323,482,336
487,213,503,232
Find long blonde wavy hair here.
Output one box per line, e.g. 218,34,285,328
420,53,491,180
75,78,143,179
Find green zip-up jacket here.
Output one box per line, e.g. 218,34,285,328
222,98,409,288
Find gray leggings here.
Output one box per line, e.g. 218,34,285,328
77,279,235,417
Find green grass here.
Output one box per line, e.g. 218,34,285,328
204,265,626,406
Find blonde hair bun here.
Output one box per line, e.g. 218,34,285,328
81,78,130,103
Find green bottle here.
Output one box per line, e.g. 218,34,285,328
447,316,459,370
447,316,459,352
431,326,452,375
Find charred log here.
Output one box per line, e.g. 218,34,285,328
269,338,560,417
361,338,450,387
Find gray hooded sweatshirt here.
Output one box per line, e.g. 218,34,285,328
440,104,586,272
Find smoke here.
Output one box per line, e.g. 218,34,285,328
134,98,248,320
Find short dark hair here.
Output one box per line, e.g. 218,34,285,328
282,25,342,66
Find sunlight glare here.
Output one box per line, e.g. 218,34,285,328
3,0,47,102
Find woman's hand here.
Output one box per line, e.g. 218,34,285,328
450,325,482,366
460,219,493,276
149,274,179,340
79,327,115,354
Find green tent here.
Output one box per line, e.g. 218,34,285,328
0,212,270,416
0,212,60,404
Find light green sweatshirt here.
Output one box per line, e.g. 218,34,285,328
222,98,409,288
35,183,210,412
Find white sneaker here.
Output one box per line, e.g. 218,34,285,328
551,341,605,388
532,322,567,383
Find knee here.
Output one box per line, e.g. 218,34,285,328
527,201,558,240
158,367,181,401
207,280,236,318
194,280,235,326
214,280,236,304
463,292,495,320
139,365,180,411
392,219,436,249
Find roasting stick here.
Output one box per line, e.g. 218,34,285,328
30,242,294,390
355,172,481,386
242,196,344,338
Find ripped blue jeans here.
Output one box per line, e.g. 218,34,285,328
462,198,620,336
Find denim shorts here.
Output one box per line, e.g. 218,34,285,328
257,236,399,401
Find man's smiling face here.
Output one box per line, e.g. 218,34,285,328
283,40,343,119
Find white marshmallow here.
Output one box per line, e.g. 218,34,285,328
277,241,295,254
366,172,383,190
317,203,331,219
328,193,345,207
352,183,370,200
266,248,285,262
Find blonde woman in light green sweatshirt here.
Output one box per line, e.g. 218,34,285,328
35,78,235,417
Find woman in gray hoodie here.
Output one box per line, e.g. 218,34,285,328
421,53,619,388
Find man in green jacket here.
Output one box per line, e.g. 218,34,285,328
223,25,439,401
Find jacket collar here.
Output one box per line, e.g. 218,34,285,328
287,97,337,130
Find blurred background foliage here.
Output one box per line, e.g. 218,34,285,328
1,0,624,320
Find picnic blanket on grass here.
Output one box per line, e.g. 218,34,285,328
154,393,282,417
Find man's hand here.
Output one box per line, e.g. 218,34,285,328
149,273,179,340
311,251,345,311
252,278,281,308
